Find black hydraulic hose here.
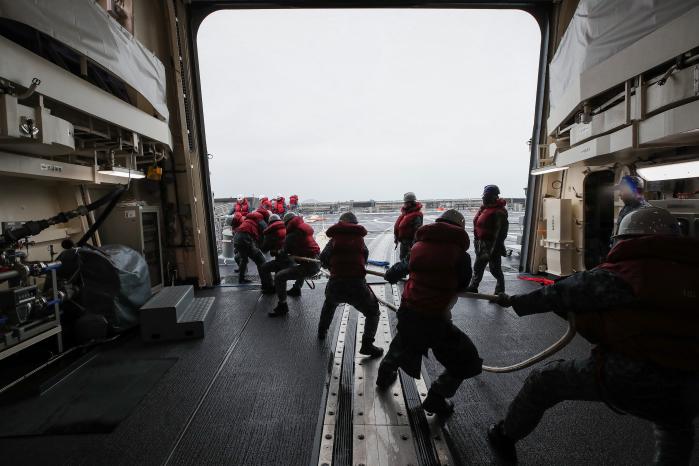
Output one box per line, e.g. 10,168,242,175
0,186,127,248
76,186,127,247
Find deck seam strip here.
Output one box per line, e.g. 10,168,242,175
161,293,260,466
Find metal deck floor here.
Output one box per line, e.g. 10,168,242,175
1,279,697,465
2,213,697,465
0,285,340,466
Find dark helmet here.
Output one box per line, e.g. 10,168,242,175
339,212,358,224
483,185,500,197
436,209,465,228
283,212,297,224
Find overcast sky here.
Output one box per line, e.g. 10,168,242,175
198,9,540,202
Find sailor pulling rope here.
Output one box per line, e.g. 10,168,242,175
291,255,576,373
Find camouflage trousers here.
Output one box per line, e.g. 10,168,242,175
502,351,699,465
319,277,380,345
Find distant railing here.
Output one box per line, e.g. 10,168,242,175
214,200,526,258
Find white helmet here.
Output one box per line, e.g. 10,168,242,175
615,207,679,237
237,194,244,200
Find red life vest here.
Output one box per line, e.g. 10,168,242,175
577,235,699,371
273,198,286,214
255,206,271,221
263,221,286,251
394,202,423,241
403,221,470,314
234,199,250,215
326,222,368,278
231,212,244,229
285,216,320,256
474,198,507,241
289,194,299,208
259,197,273,210
236,211,263,241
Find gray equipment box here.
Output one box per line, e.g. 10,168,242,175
99,204,164,291
139,286,214,342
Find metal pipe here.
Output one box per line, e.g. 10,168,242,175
15,77,41,100
0,269,20,282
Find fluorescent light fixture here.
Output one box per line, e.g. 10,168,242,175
637,160,699,181
98,167,145,179
530,165,569,176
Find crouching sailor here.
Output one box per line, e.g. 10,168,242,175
233,210,267,284
377,209,481,418
260,213,321,317
488,207,699,465
317,212,383,358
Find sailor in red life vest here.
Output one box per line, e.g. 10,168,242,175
261,214,286,255
254,204,271,223
272,194,286,215
229,212,244,229
468,185,509,294
378,209,481,418
233,194,250,216
393,192,423,261
258,196,273,211
289,194,299,211
317,212,384,358
487,208,699,465
260,212,321,317
232,210,268,284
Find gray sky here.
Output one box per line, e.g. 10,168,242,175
198,9,540,202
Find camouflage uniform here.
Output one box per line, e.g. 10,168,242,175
502,269,699,465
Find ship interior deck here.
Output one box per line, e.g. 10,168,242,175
0,225,695,465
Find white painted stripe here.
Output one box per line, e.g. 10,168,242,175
318,305,351,466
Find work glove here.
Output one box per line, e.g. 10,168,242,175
384,264,402,284
490,292,512,308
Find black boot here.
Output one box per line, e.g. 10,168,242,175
268,301,289,317
359,341,384,358
495,282,505,294
422,392,454,418
317,325,328,340
287,285,302,297
376,367,397,390
487,422,517,463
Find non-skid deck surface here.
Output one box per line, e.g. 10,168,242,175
0,355,176,437
0,286,338,466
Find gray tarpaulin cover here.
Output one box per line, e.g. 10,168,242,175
57,244,152,332
0,0,168,121
549,0,699,121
